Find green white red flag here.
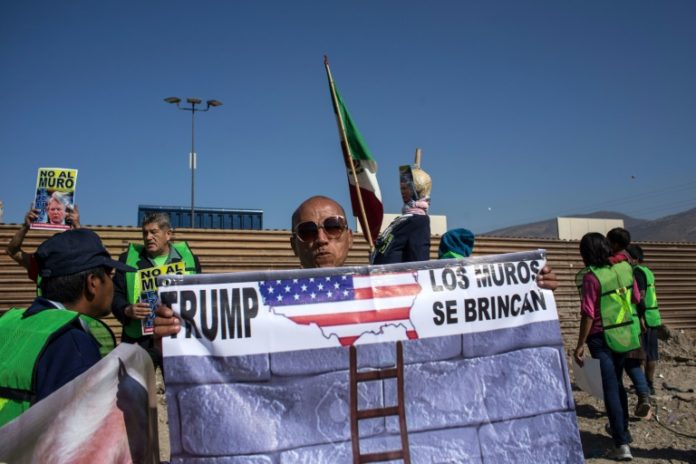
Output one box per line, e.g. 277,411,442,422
324,58,383,248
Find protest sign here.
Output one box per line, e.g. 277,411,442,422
159,250,584,462
399,164,418,202
30,167,78,231
136,261,185,336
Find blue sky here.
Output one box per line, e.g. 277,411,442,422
2,1,695,234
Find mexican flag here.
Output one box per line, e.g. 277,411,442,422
325,59,384,247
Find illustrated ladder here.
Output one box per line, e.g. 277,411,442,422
349,341,411,464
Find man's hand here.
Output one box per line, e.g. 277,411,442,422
151,304,180,354
23,206,40,228
67,204,81,229
574,345,585,367
125,302,152,320
537,265,558,291
153,304,181,338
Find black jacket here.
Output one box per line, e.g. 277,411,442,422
371,214,430,265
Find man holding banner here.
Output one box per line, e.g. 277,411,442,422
113,212,200,365
151,195,577,463
154,195,558,338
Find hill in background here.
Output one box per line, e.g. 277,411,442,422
484,208,696,242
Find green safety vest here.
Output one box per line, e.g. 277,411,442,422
80,315,117,357
0,308,115,427
589,261,642,353
123,242,197,338
635,264,661,328
574,267,591,298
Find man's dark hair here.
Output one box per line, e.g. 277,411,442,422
607,227,631,251
579,232,612,267
142,212,171,230
626,244,644,262
41,267,109,303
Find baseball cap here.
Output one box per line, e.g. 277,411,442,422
36,229,136,277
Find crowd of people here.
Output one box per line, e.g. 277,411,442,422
573,227,663,461
11,192,663,460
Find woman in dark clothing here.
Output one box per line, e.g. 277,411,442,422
371,165,431,264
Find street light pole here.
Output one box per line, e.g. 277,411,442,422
190,102,196,228
164,96,223,228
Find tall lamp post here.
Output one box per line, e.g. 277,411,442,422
164,96,223,228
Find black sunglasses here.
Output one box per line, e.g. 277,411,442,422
294,216,347,243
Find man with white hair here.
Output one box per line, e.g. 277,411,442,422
112,211,200,366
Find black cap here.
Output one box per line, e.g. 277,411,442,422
36,229,136,278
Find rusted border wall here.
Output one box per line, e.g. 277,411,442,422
1,225,694,341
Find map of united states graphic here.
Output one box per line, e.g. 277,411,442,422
259,272,421,346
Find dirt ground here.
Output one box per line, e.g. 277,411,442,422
156,330,696,463
156,372,170,463
574,329,696,463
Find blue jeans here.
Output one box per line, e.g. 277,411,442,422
625,358,650,396
587,333,631,446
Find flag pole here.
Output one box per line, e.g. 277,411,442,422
324,55,375,250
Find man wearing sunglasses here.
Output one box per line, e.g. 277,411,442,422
290,195,353,269
153,196,354,338
154,195,559,338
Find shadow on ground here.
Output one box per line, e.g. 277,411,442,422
579,430,612,459
575,403,604,420
630,446,695,462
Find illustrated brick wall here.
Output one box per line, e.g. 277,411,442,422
164,319,583,463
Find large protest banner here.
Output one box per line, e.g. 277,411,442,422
0,344,159,464
160,250,584,463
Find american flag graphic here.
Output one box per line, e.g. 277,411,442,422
259,272,421,346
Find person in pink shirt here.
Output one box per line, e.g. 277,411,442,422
574,232,641,461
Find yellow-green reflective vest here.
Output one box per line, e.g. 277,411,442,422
589,261,641,353
123,242,197,338
635,264,661,328
80,315,117,357
0,308,115,427
574,267,591,298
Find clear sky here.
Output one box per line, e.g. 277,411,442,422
2,1,695,234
